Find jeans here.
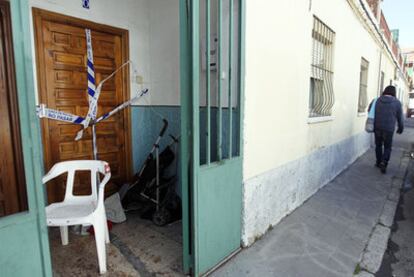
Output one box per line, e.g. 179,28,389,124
375,129,394,164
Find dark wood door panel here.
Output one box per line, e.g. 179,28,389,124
0,1,27,217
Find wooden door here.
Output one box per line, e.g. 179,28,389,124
33,9,131,203
0,0,27,217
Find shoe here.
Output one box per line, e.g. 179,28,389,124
375,162,381,168
379,162,387,174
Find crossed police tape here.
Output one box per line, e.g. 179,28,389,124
36,28,148,141
37,88,148,138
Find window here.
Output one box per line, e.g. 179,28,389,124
309,16,335,117
358,58,369,113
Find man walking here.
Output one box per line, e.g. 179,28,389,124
369,85,404,174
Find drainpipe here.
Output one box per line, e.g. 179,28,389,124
377,50,382,96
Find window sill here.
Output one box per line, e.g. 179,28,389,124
357,112,367,117
307,116,334,124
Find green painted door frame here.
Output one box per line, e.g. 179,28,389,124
179,0,193,273
0,0,52,276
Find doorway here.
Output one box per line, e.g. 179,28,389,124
33,5,187,277
29,0,245,276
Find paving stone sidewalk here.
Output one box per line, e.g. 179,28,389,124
212,144,409,277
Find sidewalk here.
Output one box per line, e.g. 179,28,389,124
212,131,411,277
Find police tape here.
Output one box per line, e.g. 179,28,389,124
78,28,99,140
95,88,148,124
76,30,136,141
36,104,85,124
75,61,134,140
37,89,148,139
73,88,149,140
75,88,148,140
37,28,147,142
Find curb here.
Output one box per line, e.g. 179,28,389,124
354,155,410,276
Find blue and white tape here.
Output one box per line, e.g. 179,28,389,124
76,29,100,141
37,89,148,139
37,104,85,124
95,89,149,124
38,28,147,142
86,29,96,100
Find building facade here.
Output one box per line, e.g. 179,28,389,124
241,0,410,246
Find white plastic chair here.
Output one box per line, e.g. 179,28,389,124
42,160,111,274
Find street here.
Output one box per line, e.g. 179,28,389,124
377,119,414,277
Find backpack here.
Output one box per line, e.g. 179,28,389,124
365,98,378,133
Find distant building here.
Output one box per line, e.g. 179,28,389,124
402,48,414,115
403,48,414,78
391,29,399,43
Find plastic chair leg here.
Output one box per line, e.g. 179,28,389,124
104,222,110,244
94,223,107,274
60,226,69,245
103,213,110,244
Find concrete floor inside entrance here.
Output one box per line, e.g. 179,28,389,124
50,215,183,276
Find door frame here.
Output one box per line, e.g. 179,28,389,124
0,0,52,276
0,0,27,214
32,8,132,201
179,0,192,273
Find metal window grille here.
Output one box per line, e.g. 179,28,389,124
358,58,369,113
309,17,335,117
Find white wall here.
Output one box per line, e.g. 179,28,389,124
394,70,411,113
198,1,240,108
243,0,385,181
148,0,180,106
241,0,397,245
379,45,409,112
380,52,396,92
28,0,180,106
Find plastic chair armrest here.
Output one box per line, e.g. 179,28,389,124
42,164,66,184
43,170,59,184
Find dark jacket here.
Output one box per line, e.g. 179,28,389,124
369,95,403,132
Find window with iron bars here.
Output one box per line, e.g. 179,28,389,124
358,58,369,113
309,17,335,118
